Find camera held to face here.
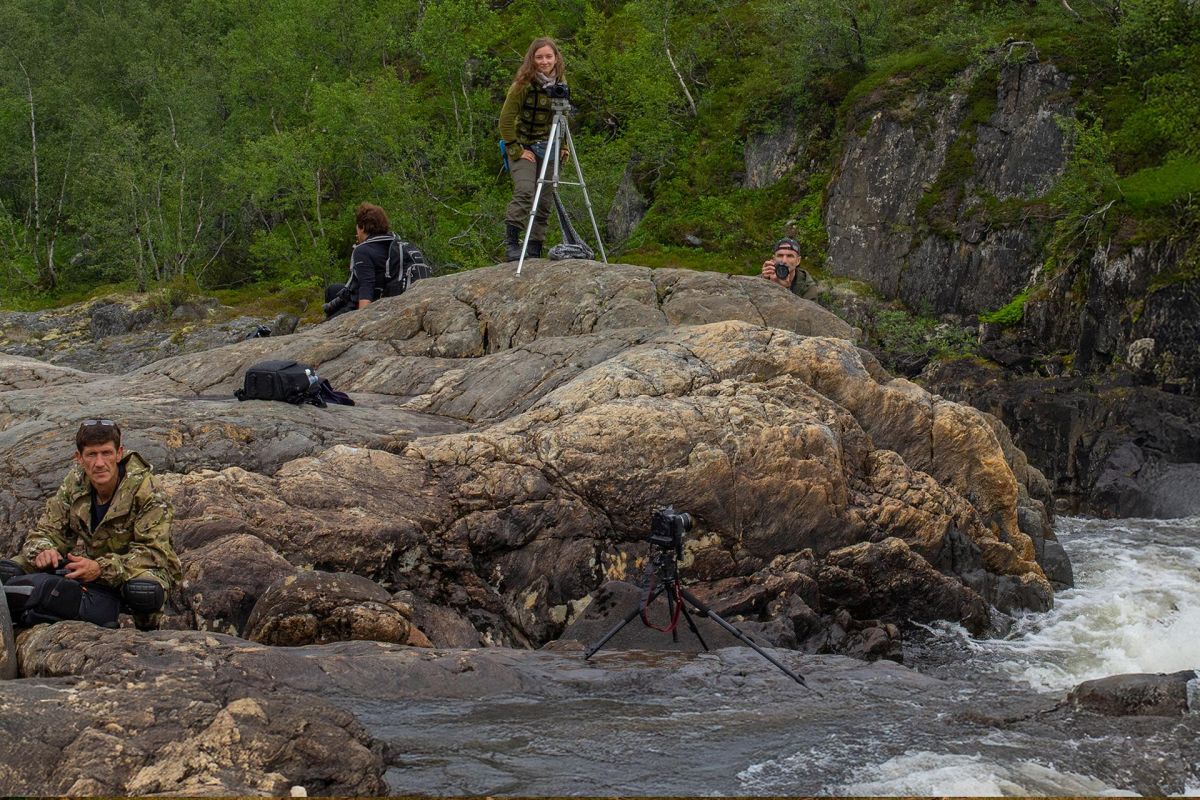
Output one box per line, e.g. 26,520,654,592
773,260,791,280
647,506,692,558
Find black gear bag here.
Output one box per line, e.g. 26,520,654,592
4,573,82,626
234,360,326,407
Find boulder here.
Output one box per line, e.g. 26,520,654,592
178,533,298,634
1068,671,1198,717
243,570,432,648
3,623,387,796
90,300,155,339
817,537,994,634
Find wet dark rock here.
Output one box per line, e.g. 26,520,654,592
1133,279,1200,394
818,538,995,634
921,359,1200,517
1069,671,1197,717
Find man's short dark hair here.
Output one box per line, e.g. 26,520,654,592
76,419,121,452
355,203,391,237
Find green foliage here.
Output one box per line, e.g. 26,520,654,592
0,0,1196,311
1118,158,1200,211
979,290,1030,326
839,47,972,118
871,308,978,368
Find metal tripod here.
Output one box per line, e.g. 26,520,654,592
516,97,608,275
583,548,809,687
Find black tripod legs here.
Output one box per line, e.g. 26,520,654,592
583,584,664,660
677,588,808,686
583,581,808,688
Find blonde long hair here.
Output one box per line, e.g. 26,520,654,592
511,37,565,89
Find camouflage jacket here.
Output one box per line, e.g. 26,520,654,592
17,452,182,590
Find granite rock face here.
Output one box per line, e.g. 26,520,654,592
0,261,1073,795
2,263,1057,654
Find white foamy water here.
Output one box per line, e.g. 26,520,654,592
933,516,1200,692
829,751,1140,797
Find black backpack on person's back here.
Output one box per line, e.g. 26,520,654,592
363,234,432,298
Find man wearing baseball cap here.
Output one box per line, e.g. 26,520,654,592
761,237,814,296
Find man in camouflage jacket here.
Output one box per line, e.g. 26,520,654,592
1,419,181,630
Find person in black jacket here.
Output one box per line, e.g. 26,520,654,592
323,203,429,319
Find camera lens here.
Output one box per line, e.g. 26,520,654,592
774,261,790,280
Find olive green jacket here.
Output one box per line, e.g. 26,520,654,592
16,452,182,590
498,81,555,161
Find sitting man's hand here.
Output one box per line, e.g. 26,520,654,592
33,548,62,570
63,552,101,582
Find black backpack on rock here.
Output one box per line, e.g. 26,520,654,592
235,360,324,407
233,360,355,408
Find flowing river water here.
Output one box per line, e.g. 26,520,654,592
343,516,1200,796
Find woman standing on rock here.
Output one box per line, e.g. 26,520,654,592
499,37,567,262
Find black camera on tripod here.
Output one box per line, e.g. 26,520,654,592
545,82,570,100
647,506,692,558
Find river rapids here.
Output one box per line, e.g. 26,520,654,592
336,516,1200,796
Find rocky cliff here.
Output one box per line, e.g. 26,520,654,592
825,55,1072,317
784,48,1200,517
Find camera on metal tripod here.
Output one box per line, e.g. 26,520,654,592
584,506,809,687
516,87,609,275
